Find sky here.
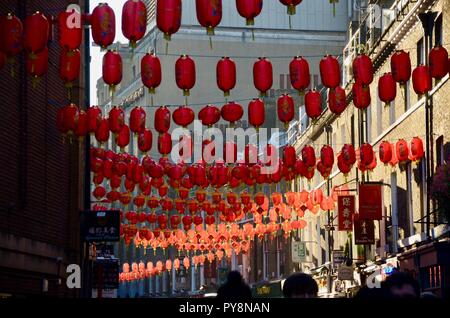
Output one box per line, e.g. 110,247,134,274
89,0,127,105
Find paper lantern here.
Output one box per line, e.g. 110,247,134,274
141,53,162,94
24,12,49,54
289,56,310,95
156,0,182,41
253,57,273,96
248,98,265,129
379,141,393,165
321,145,334,168
91,3,116,49
122,0,147,48
199,105,221,127
217,57,236,96
429,45,448,79
158,132,172,157
59,48,81,86
221,101,243,126
352,82,371,110
0,13,23,57
102,50,123,93
396,139,409,163
279,0,303,15
305,89,322,120
302,145,316,168
129,106,146,135
412,65,432,96
195,0,222,35
277,94,295,129
175,55,196,96
26,47,48,78
108,106,125,135
328,86,346,115
173,105,195,128
154,106,171,134
352,53,373,86
378,72,396,106
320,55,340,90
95,118,110,144
341,144,356,166
236,0,263,25
391,50,411,84
410,137,424,162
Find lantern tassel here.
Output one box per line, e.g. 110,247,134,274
165,41,169,55
209,36,213,50
333,4,336,17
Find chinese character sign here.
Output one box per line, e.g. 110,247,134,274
354,216,375,245
338,195,355,231
359,183,383,220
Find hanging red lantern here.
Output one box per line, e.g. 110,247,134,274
317,160,330,179
95,118,110,144
352,83,371,110
217,57,236,97
173,105,195,128
93,186,107,200
153,106,170,135
24,12,49,54
91,3,116,49
248,98,265,130
390,50,411,84
175,55,196,96
156,0,182,41
352,53,373,87
236,0,263,26
305,89,322,120
0,13,23,57
320,55,340,90
109,106,125,135
410,137,424,162
359,144,374,167
412,65,432,96
195,0,222,35
289,56,310,95
122,0,147,48
429,45,448,79
277,94,295,129
141,53,162,94
221,101,243,126
87,106,102,134
378,72,397,107
59,48,81,86
74,110,88,140
321,145,334,168
129,106,146,135
116,124,130,150
253,57,273,96
283,146,296,168
199,105,221,127
341,144,356,166
62,104,79,135
158,132,172,157
302,145,316,169
58,9,82,51
56,107,69,135
379,141,393,165
328,86,346,115
26,47,48,78
279,0,302,15
138,129,153,153
396,139,409,163
337,154,352,175
103,50,122,93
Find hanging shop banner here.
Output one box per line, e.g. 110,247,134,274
337,265,354,281
354,217,375,245
92,259,119,291
333,250,346,266
292,241,307,263
81,210,120,242
358,183,383,220
338,195,355,231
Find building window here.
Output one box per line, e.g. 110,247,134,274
389,101,396,125
313,74,319,88
340,124,346,145
280,74,285,90
376,95,382,136
434,15,443,46
405,81,411,111
286,74,291,89
366,105,372,143
417,38,424,66
436,135,444,166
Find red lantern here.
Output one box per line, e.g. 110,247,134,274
359,144,374,167
352,83,371,110
217,57,236,96
236,0,263,25
103,50,122,92
59,48,81,86
0,13,23,57
341,144,356,166
320,55,340,90
352,53,373,86
199,105,221,127
24,12,49,54
74,110,88,139
173,105,194,128
277,94,295,129
195,0,222,35
93,186,106,200
378,72,396,106
122,0,147,48
283,146,296,168
175,55,196,96
410,137,424,162
155,106,171,134
87,106,102,134
138,129,153,153
337,154,352,175
62,104,79,135
156,0,182,41
158,132,172,156
91,3,116,49
302,146,316,168
412,65,432,96
56,107,69,135
129,106,146,134
95,118,110,144
305,89,322,120
109,106,125,135
279,0,303,15
321,145,334,168
248,98,265,129
141,53,162,94
396,139,409,163
328,86,346,115
253,57,273,96
289,56,310,95
391,50,411,84
26,47,48,78
429,46,448,79
379,141,393,165
58,9,82,51
116,124,130,150
221,101,243,126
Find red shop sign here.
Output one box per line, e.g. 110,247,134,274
354,215,375,245
338,195,355,232
359,183,383,220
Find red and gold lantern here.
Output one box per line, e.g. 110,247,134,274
91,3,116,49
217,57,236,97
379,141,393,165
199,105,221,127
289,56,310,95
158,132,172,157
129,106,146,135
95,118,110,144
24,12,49,54
412,65,432,96
429,46,449,79
116,124,130,150
122,0,147,48
410,137,424,162
173,105,195,128
320,55,340,90
378,72,396,107
305,89,322,120
102,50,122,93
352,83,371,110
156,0,182,41
236,0,263,25
277,94,295,129
108,106,125,135
352,53,373,86
195,0,222,35
26,47,48,78
253,57,273,96
396,139,409,163
0,13,23,57
154,106,171,134
328,86,346,115
141,53,162,94
59,48,81,86
221,101,243,126
138,129,153,153
175,55,196,96
390,50,411,84
248,98,265,130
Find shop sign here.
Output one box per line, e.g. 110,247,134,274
338,265,354,281
333,250,346,266
338,195,355,231
359,183,383,220
354,217,375,245
292,241,307,263
81,210,120,242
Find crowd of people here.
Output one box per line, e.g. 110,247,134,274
216,271,439,299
